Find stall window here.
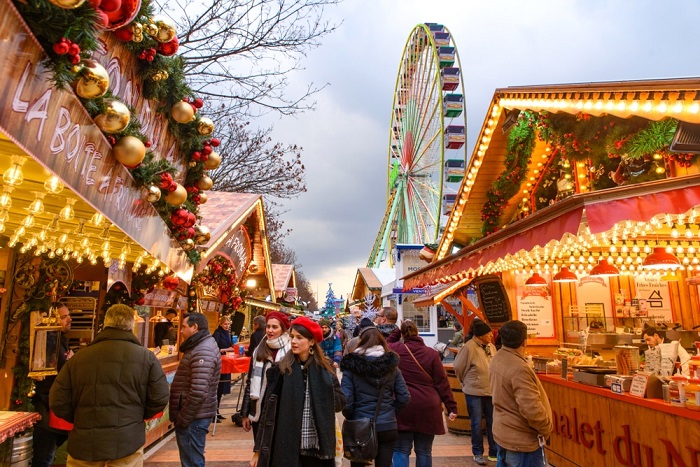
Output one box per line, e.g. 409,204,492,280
402,295,430,332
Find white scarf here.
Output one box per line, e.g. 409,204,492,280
248,334,290,422
354,345,385,357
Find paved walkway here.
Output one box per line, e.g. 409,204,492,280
143,386,486,467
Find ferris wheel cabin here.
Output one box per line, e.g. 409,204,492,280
444,159,465,183
438,47,455,68
443,94,463,118
441,67,460,91
442,193,457,215
444,125,465,149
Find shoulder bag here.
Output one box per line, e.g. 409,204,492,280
342,383,386,463
404,342,434,384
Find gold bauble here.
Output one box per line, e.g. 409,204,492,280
74,60,110,99
196,117,215,136
144,23,158,37
94,99,131,134
164,183,188,205
203,151,221,170
196,175,213,191
142,185,161,203
181,238,196,251
131,22,143,34
47,0,85,8
197,192,208,204
113,136,146,167
194,225,211,245
170,101,195,124
150,15,177,43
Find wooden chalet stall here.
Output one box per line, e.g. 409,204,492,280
194,191,275,338
0,0,234,455
403,78,700,466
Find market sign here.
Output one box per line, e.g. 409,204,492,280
0,1,192,280
216,226,252,281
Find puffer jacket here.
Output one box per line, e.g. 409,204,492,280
169,329,221,427
340,350,410,432
50,328,169,461
453,337,496,396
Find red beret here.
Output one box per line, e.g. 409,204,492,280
292,316,323,344
266,311,290,330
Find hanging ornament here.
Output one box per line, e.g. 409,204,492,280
94,99,131,133
113,136,146,168
150,70,169,82
203,151,221,170
141,185,161,203
170,101,195,124
197,192,208,204
113,26,133,41
196,117,215,136
164,184,187,205
73,60,110,99
194,225,211,244
157,36,179,56
27,383,36,398
99,0,121,13
104,0,141,31
196,175,213,191
48,0,86,8
181,238,196,251
162,275,179,291
148,15,177,43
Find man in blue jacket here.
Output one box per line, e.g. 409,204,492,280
319,318,342,367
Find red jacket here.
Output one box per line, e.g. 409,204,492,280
387,329,457,434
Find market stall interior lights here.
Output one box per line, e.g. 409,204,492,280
0,136,171,276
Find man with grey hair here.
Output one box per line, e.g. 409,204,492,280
50,304,169,466
246,314,267,357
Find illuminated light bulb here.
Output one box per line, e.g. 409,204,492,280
44,175,64,194
72,250,80,259
27,192,46,215
677,246,684,255
656,102,668,113
686,225,694,238
642,102,653,112
76,256,84,264
655,163,666,175
0,223,6,234
689,102,700,114
621,244,629,253
2,156,26,186
632,245,640,253
21,214,35,228
672,102,683,113
62,253,70,261
16,226,25,237
90,213,105,227
80,237,90,248
0,185,14,209
671,224,680,238
101,240,110,251
90,258,98,266
58,233,68,245
59,198,76,221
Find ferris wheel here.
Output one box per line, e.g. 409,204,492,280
367,23,467,268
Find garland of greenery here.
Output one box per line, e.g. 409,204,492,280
187,256,248,313
13,0,217,266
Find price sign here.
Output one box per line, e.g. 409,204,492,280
611,380,623,394
629,373,650,397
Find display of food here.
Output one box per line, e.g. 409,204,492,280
614,345,639,375
552,348,602,367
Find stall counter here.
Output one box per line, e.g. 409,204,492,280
539,374,700,466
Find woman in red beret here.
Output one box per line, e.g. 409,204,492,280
250,316,345,467
240,311,291,438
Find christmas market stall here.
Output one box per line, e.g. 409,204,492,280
402,78,700,466
0,0,228,454
192,191,275,340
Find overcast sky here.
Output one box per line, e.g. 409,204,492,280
263,0,700,305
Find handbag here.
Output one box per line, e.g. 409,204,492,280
342,384,386,463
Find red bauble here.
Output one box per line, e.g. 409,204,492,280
193,98,204,109
69,54,81,65
157,37,179,56
52,42,69,55
104,0,141,31
100,0,121,13
95,10,110,28
113,27,133,41
191,151,202,161
167,181,178,192
68,43,81,56
88,0,102,7
136,297,146,306
185,185,199,194
210,138,220,147
202,145,212,155
158,172,173,189
185,227,196,238
185,212,197,227
163,276,179,291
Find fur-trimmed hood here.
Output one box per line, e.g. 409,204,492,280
340,351,399,383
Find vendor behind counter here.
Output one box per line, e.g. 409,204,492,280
642,326,691,377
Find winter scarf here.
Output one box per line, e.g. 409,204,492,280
248,334,290,421
353,345,385,357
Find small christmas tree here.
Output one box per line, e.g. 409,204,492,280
321,283,337,318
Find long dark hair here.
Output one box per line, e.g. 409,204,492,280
278,323,334,375
356,327,391,353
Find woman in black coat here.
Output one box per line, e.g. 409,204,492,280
340,326,411,467
212,315,235,421
251,316,345,467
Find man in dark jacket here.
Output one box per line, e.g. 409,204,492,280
245,314,266,357
170,312,221,467
50,304,169,465
375,306,399,338
32,304,73,467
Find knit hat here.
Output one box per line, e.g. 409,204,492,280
266,311,290,330
292,316,323,343
318,318,332,328
359,317,374,329
473,320,492,337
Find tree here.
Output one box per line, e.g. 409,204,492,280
321,283,337,317
210,120,306,199
160,0,340,120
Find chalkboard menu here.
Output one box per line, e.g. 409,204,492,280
475,278,511,323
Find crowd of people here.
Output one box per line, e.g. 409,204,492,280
37,303,552,467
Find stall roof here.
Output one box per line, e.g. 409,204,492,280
271,264,295,298
351,267,396,302
197,191,261,251
404,77,700,290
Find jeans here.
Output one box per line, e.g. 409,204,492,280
465,395,496,457
496,445,547,467
350,429,398,467
393,431,435,467
32,424,68,467
175,418,211,467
